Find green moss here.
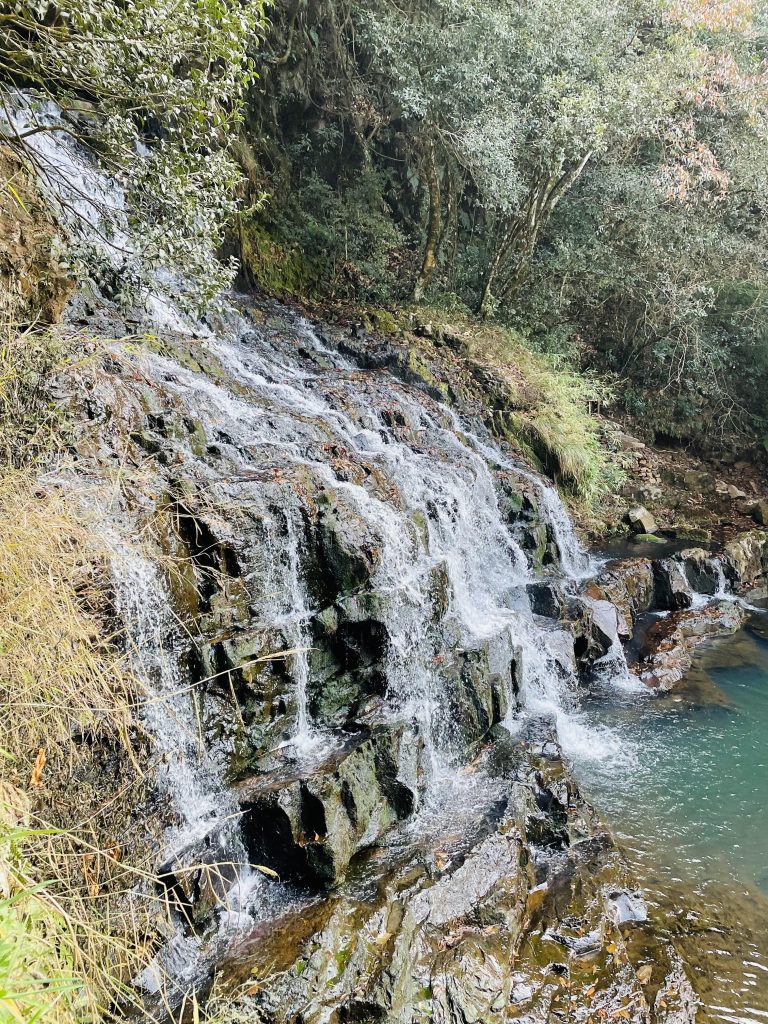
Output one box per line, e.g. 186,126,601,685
406,348,449,398
367,308,400,334
409,310,623,506
239,219,320,298
675,526,712,543
328,945,353,985
136,334,204,373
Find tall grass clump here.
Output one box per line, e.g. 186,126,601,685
417,311,622,505
0,328,167,1022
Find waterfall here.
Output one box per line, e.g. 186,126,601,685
446,416,594,580
126,321,627,780
277,512,320,756
110,539,245,862
15,104,643,946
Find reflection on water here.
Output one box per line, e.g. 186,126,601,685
597,536,713,561
573,619,768,1024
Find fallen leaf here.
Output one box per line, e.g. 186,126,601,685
30,748,46,789
374,931,392,946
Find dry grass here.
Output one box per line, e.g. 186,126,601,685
409,310,623,504
0,325,68,467
0,477,136,759
0,328,277,1023
0,471,166,1022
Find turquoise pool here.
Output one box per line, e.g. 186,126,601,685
574,616,768,1023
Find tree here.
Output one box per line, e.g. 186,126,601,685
516,0,768,444
0,0,265,305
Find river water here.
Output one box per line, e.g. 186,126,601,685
574,615,768,1024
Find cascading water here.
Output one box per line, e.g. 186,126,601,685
138,319,628,783
278,512,320,755
13,88,768,1024
109,537,248,869
11,106,682,1009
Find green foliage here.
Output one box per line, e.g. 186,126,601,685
0,862,82,1024
238,219,320,297
0,0,266,302
254,166,408,301
246,0,768,452
422,314,622,502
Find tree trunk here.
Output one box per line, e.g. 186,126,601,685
413,143,441,303
480,152,593,314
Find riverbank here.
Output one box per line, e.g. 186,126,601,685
574,613,768,1024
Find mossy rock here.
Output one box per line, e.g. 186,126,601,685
238,219,320,297
674,526,713,543
405,348,449,398
367,308,400,334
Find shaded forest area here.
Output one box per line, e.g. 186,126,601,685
234,0,768,454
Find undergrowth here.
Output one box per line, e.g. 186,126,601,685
0,330,166,1023
402,309,624,505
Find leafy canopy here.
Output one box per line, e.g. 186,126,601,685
0,0,265,304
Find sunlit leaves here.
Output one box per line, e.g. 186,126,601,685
665,0,758,33
1,0,266,303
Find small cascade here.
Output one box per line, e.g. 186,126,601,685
110,539,246,862
278,513,320,756
445,416,594,580
707,556,765,613
515,466,594,579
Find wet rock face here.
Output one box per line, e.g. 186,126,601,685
238,729,415,888
0,146,74,325
527,580,565,618
676,547,723,595
584,558,655,639
63,313,580,795
724,530,768,586
635,601,746,691
652,558,694,612
218,728,695,1024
